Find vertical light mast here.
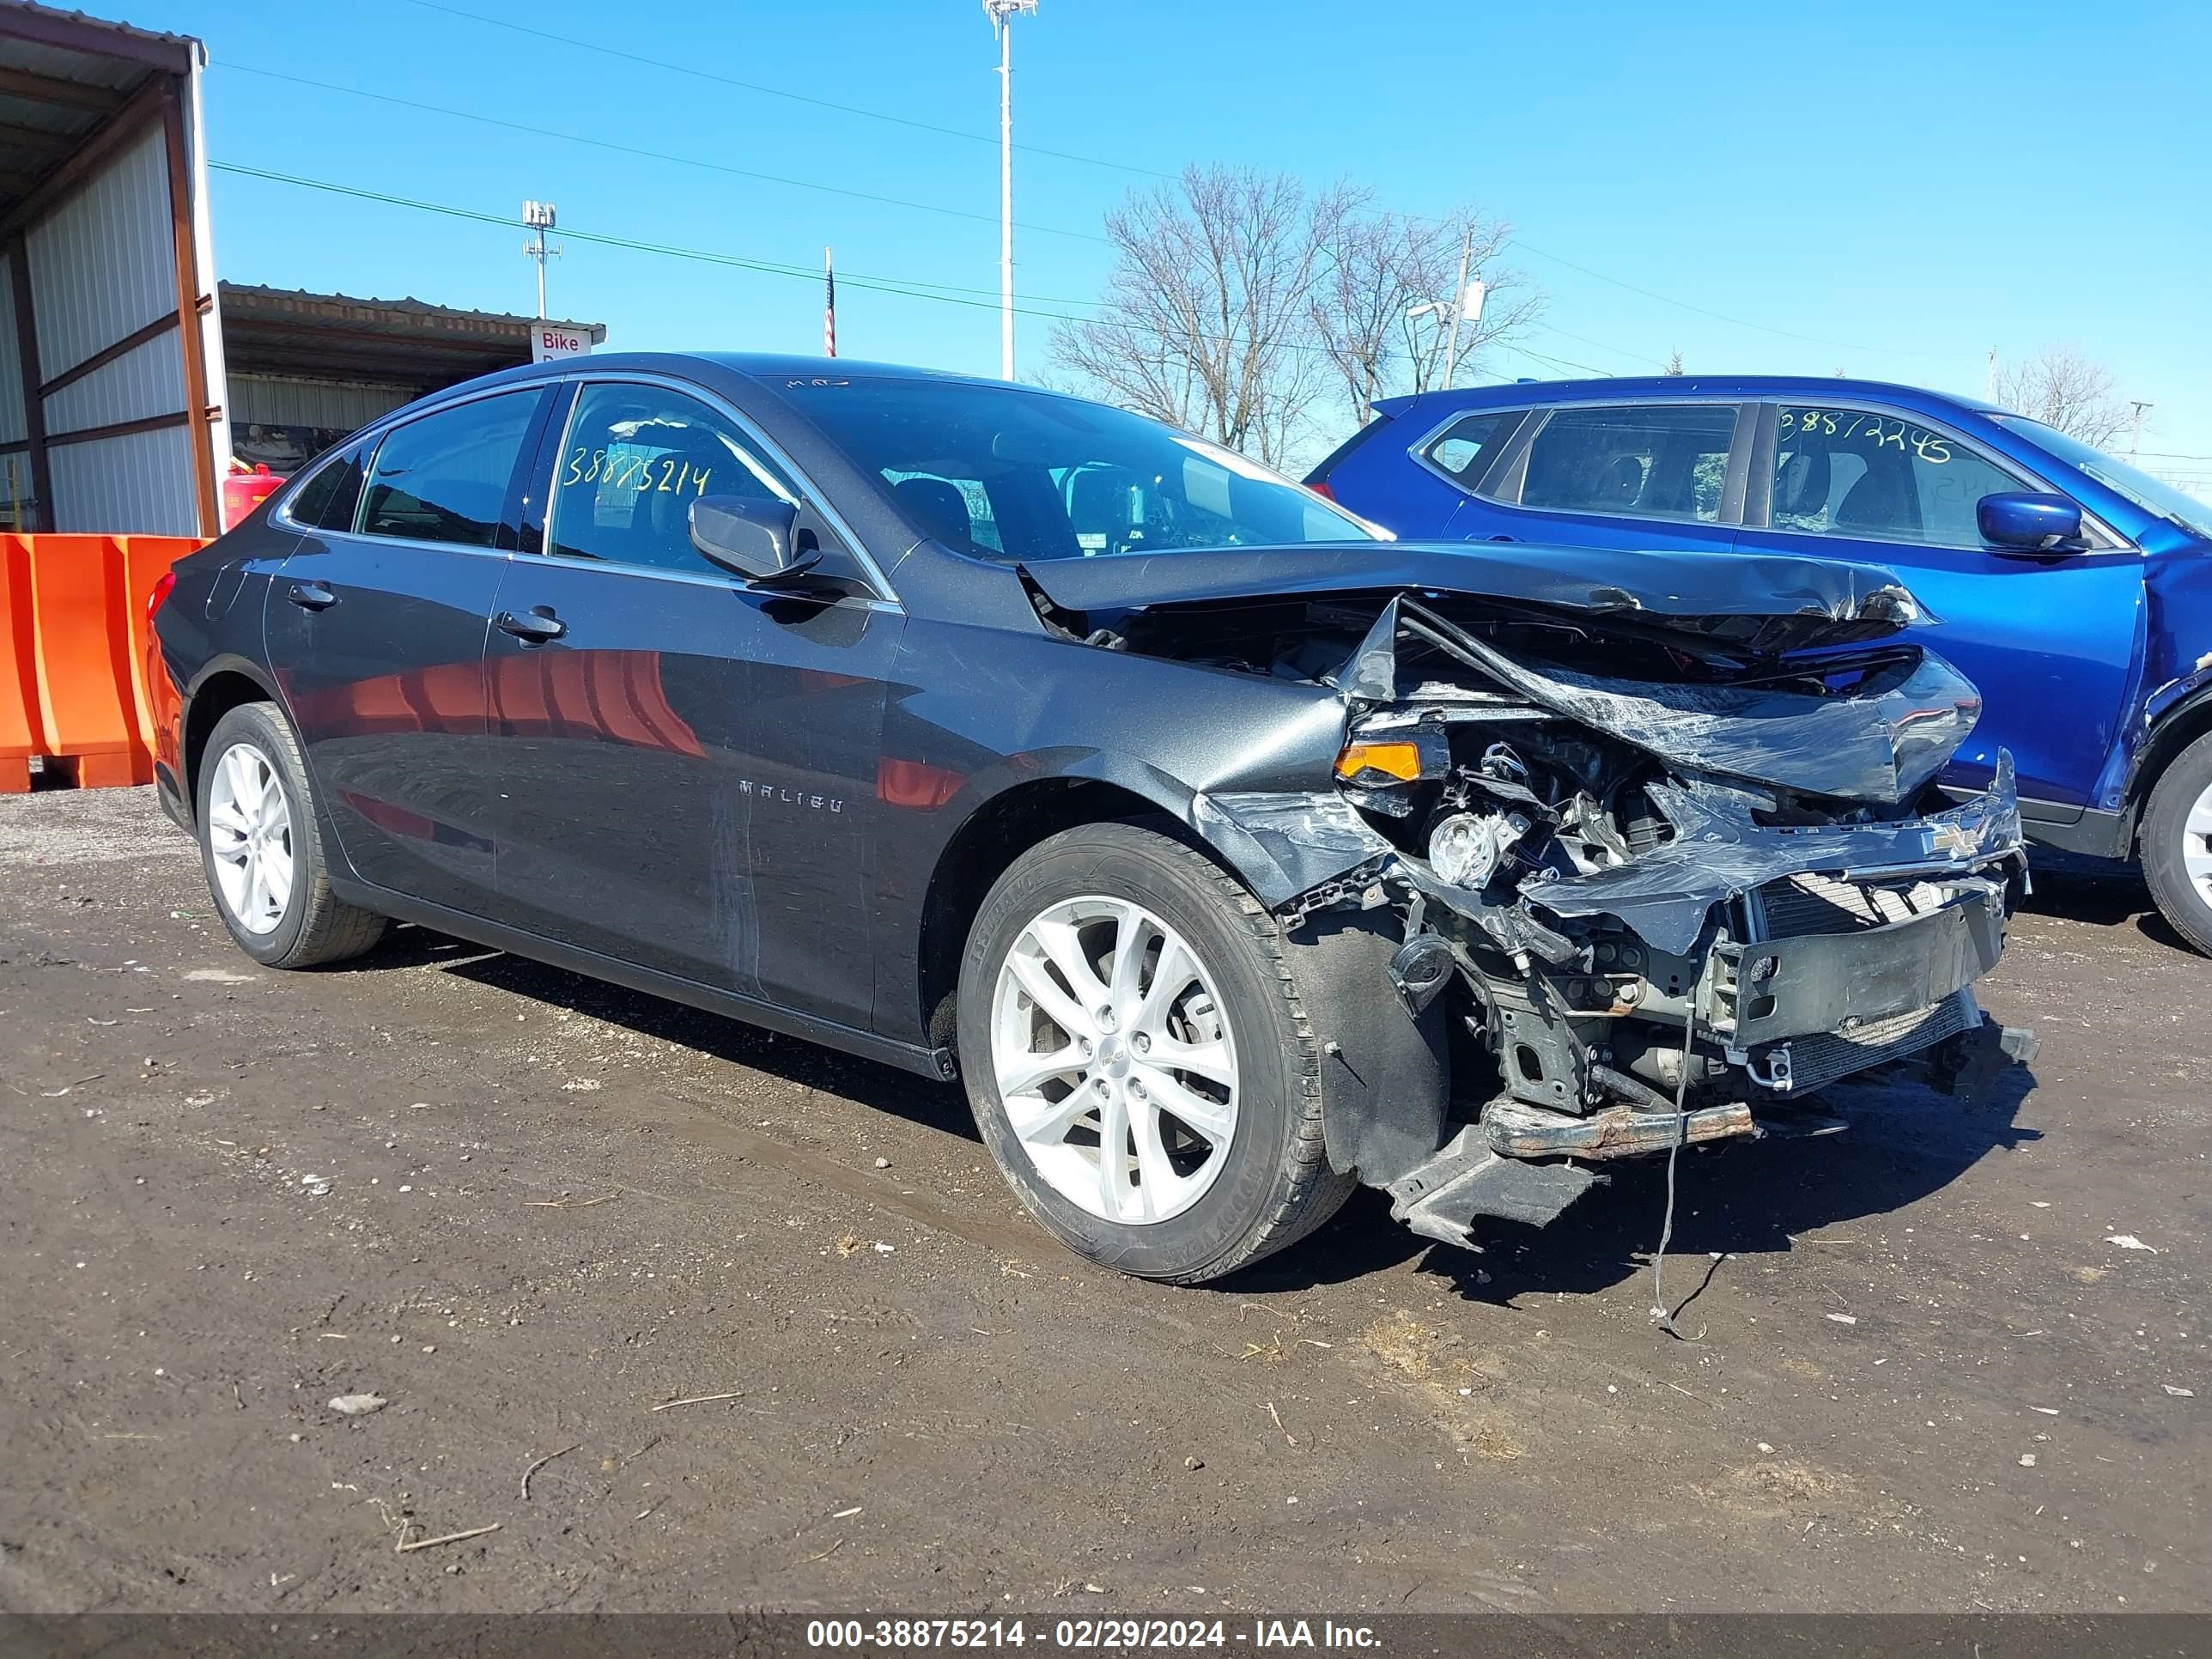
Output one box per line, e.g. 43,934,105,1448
984,0,1037,380
521,199,559,319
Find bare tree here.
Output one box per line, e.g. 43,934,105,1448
1993,344,2131,448
1308,205,1541,423
1051,169,1545,460
1049,166,1338,468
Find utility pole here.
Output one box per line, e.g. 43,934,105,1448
983,0,1037,381
2130,399,2154,463
1441,228,1474,390
1986,346,1997,401
521,199,560,319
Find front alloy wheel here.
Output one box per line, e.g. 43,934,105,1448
991,896,1240,1225
2180,778,2212,903
958,821,1354,1284
2142,729,2212,957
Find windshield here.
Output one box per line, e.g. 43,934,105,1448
784,378,1383,560
1995,416,2212,540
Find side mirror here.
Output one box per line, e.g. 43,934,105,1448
1978,491,2084,553
690,495,817,582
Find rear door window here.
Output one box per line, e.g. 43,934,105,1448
359,392,539,547
1418,410,1525,488
285,443,366,531
1769,404,2030,548
1518,404,1741,522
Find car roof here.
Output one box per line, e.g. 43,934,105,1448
1373,374,2008,419
452,350,1024,394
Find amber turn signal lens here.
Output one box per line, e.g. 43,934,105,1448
1334,740,1425,782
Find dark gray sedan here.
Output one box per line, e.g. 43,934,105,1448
149,354,2032,1282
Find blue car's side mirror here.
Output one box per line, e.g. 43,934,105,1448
1978,491,2085,554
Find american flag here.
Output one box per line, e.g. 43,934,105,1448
823,246,836,358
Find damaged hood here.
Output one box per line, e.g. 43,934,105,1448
1024,541,1932,654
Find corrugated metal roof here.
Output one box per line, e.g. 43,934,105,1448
0,3,204,210
218,283,606,342
0,3,200,70
219,283,609,394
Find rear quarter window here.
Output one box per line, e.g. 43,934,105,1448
1419,410,1525,487
283,445,366,531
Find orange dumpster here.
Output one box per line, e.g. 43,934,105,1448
117,536,204,755
19,533,147,787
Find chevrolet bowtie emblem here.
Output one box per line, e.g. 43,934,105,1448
1929,823,1977,860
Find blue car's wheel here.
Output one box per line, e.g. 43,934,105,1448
2142,728,2212,957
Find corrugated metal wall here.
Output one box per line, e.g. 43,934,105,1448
46,330,185,434
229,374,412,431
0,246,22,451
47,420,193,532
28,125,199,533
27,126,174,393
0,246,24,519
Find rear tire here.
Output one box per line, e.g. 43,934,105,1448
957,821,1353,1285
197,702,386,969
2142,729,2212,957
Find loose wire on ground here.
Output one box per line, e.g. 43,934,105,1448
1649,995,1708,1343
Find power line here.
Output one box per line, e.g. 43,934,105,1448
1525,321,1672,373
392,0,1173,181
1506,235,1952,361
1497,341,1616,379
216,62,1110,246
211,162,1596,378
210,162,1030,310
384,1,1947,373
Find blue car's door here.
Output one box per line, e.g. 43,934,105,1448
1729,399,2141,812
1446,398,1751,554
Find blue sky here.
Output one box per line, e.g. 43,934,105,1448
130,0,2212,475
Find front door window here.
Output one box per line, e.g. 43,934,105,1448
1770,406,2027,548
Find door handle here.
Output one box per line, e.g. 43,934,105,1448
495,605,567,644
1486,534,1517,543
285,580,337,611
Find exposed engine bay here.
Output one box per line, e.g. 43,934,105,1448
1024,550,2036,1248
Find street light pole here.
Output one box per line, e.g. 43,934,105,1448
984,0,1037,381
2130,399,2154,464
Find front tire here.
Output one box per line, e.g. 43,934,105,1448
197,702,386,969
2142,729,2212,957
957,822,1353,1284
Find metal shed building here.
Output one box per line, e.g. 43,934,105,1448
0,1,224,537
219,284,606,476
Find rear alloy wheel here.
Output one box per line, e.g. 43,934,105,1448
197,702,387,969
206,741,291,935
2142,728,2212,957
958,822,1353,1283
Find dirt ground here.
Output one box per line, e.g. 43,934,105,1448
0,786,2204,1615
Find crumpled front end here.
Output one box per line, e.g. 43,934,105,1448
1182,591,2034,1249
